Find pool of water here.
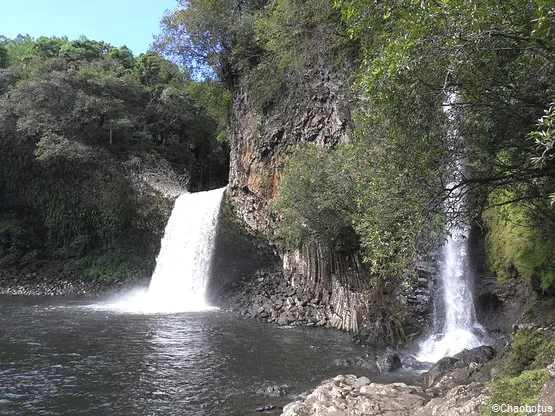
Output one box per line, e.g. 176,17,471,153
0,295,406,415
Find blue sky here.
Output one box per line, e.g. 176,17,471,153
1,0,180,56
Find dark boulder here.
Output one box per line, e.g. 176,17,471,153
376,352,403,372
422,357,459,389
452,345,496,366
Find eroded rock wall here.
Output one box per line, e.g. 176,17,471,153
283,243,372,332
227,66,353,237
226,65,373,332
226,65,434,337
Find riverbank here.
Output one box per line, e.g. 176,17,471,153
0,268,150,296
278,326,555,416
213,269,338,329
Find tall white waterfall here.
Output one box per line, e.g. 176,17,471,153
416,218,485,362
102,187,225,313
417,93,485,362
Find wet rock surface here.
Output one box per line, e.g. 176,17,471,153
281,375,429,416
214,269,338,328
421,346,496,394
376,352,403,373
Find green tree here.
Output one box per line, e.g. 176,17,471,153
155,0,267,83
134,51,183,89
35,36,68,59
274,144,358,252
59,38,110,62
108,45,135,69
0,45,8,68
327,0,555,274
3,34,36,64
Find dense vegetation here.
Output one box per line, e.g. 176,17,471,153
158,0,554,288
0,35,229,279
334,0,555,288
1,1,553,410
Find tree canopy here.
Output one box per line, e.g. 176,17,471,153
0,35,229,279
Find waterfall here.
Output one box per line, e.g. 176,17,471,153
416,218,485,362
416,92,486,362
102,187,225,313
146,187,225,312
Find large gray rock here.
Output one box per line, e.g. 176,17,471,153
281,375,428,416
452,345,496,365
421,346,496,392
281,374,491,416
414,382,491,416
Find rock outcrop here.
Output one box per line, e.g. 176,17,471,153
281,346,497,416
225,65,391,333
281,375,429,416
215,269,340,328
421,346,496,394
228,67,353,238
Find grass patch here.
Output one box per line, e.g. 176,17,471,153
483,329,555,416
504,330,555,376
483,369,550,416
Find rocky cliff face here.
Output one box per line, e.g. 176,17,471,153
226,65,434,336
227,65,370,331
227,66,352,236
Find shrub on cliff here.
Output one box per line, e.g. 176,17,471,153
273,144,359,253
274,141,443,279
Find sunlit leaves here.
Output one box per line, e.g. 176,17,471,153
530,104,555,168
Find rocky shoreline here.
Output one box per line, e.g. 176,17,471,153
280,346,497,416
0,269,150,296
213,269,340,329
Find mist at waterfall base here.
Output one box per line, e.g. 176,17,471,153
96,187,225,314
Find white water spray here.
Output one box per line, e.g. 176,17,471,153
97,187,225,313
417,93,486,362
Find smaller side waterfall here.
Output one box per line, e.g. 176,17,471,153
416,221,485,362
